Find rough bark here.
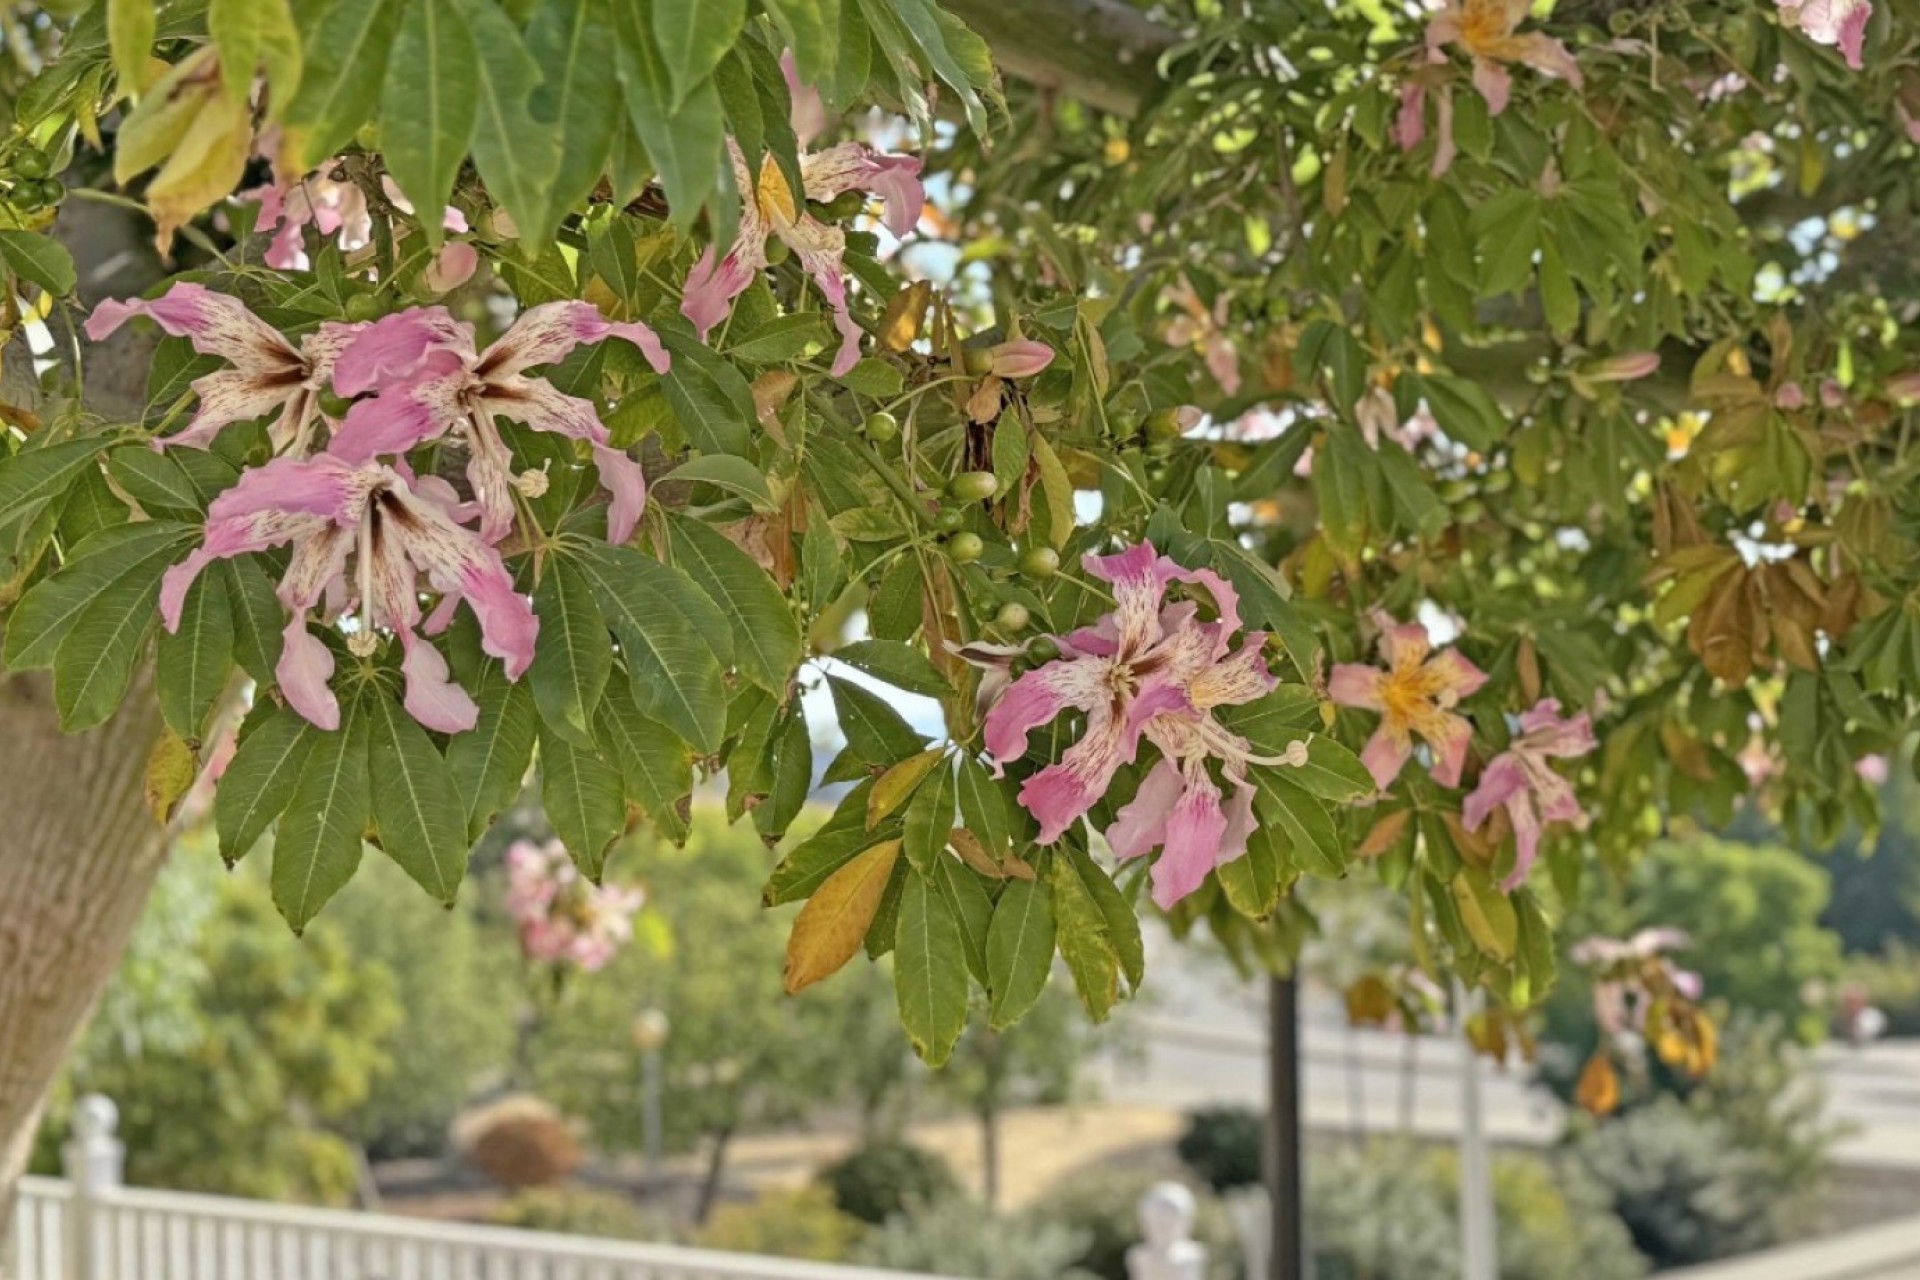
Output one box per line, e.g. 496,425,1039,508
0,198,167,1272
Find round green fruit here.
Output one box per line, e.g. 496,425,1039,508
864,411,900,443
12,149,50,181
1017,546,1061,579
996,602,1031,632
948,471,1000,503
932,508,965,534
947,532,986,563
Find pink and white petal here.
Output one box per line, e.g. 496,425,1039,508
1426,648,1489,700
1219,780,1258,865
1431,87,1459,178
1421,710,1475,788
277,522,354,612
798,141,881,201
481,300,667,379
1395,81,1427,152
781,50,829,147
1361,724,1413,789
1149,769,1229,910
163,369,298,450
457,553,538,679
277,616,341,731
591,443,647,545
1327,663,1386,711
1021,709,1141,843
1426,11,1462,50
982,657,1106,765
423,241,479,294
400,634,480,733
159,548,221,632
681,246,762,339
298,321,368,384
1513,31,1584,85
331,383,454,463
1500,793,1545,890
866,154,927,238
1473,58,1513,115
1462,752,1526,833
1185,638,1278,711
483,377,609,441
1531,767,1583,826
1375,616,1433,670
331,309,473,398
84,282,297,373
1106,758,1184,861
207,452,367,523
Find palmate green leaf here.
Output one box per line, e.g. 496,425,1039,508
595,674,695,845
1257,773,1345,878
52,535,182,731
570,541,728,753
667,514,800,691
900,756,954,872
282,0,403,169
272,699,370,933
209,0,302,109
764,0,838,85
956,752,1015,856
659,331,758,457
832,638,949,698
667,454,776,510
0,231,76,296
1066,844,1143,989
936,855,993,984
526,0,621,234
540,719,627,880
215,701,314,865
651,0,744,110
107,0,156,95
613,0,727,231
1049,851,1119,1022
753,701,813,841
1217,823,1284,919
6,522,196,670
380,0,477,245
108,445,230,515
1218,684,1320,754
0,438,104,532
452,0,566,247
829,675,926,766
222,557,285,682
1283,736,1375,803
446,665,538,838
156,563,234,742
527,557,611,746
986,876,1054,1030
365,684,470,903
765,778,887,904
894,871,969,1066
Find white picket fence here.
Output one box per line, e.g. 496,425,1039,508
9,1097,941,1280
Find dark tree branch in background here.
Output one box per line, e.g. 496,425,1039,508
941,0,1176,118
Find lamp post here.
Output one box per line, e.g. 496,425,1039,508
631,1008,670,1190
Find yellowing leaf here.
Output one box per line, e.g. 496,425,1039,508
868,748,946,829
143,90,253,254
144,726,196,825
1575,1052,1621,1116
881,280,933,352
1451,870,1518,960
950,828,1008,879
783,839,901,994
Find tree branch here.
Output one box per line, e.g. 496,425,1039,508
941,0,1177,118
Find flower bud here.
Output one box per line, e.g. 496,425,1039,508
1774,381,1806,410
1587,351,1660,383
987,339,1055,380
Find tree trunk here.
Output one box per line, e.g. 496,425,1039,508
979,1102,1000,1210
0,673,168,1269
692,1122,736,1225
0,197,169,1274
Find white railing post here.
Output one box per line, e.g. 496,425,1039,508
60,1095,122,1280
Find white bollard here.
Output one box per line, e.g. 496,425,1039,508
60,1096,122,1280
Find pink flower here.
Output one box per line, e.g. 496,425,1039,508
1427,0,1582,116
1328,613,1488,789
1460,697,1596,888
1776,0,1871,69
681,66,924,377
1856,753,1890,786
330,301,669,544
504,839,646,972
1162,277,1240,396
1588,351,1661,383
244,165,473,285
1395,77,1459,177
981,544,1285,908
84,282,359,455
1572,928,1702,1035
157,448,536,733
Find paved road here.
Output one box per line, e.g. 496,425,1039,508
1098,926,1920,1169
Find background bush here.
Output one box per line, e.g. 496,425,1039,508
490,1186,666,1241
1031,1164,1242,1280
1177,1107,1265,1193
693,1187,864,1261
849,1196,1092,1280
817,1136,961,1225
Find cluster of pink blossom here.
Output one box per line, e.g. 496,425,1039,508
86,284,668,734
503,839,646,973
981,544,1297,909
243,165,478,293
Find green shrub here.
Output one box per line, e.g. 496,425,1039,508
817,1137,960,1224
491,1186,667,1241
693,1187,864,1261
1306,1144,1646,1280
1176,1107,1264,1192
850,1196,1091,1280
1031,1165,1242,1280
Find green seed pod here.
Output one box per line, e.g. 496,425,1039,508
948,470,1000,503
995,602,1031,632
948,531,986,564
1017,546,1061,579
864,411,900,443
